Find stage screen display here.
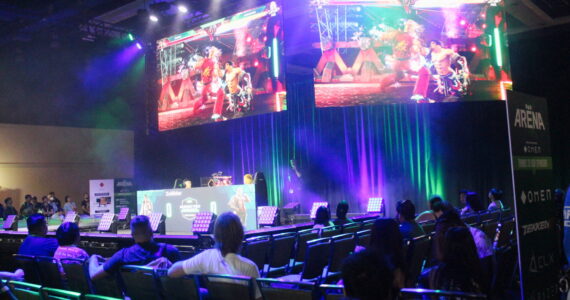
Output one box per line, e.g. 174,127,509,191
137,184,256,233
310,0,512,107
156,1,286,131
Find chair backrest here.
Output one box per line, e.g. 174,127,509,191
481,221,499,241
256,278,315,300
120,265,161,300
158,271,200,300
320,226,342,238
420,222,436,235
91,272,124,299
294,229,319,263
13,254,41,284
400,288,487,299
405,235,431,287
41,287,82,300
328,233,356,275
355,230,371,248
83,295,123,300
267,232,296,269
461,213,480,226
203,274,256,300
36,256,65,289
320,284,345,300
341,223,361,234
300,238,331,281
361,220,375,230
7,281,42,300
60,258,92,294
494,219,515,249
241,236,271,272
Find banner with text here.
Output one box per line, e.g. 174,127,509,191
507,91,559,300
114,178,136,215
89,179,115,217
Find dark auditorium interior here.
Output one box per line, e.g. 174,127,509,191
0,0,569,299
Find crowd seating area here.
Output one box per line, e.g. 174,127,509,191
0,209,516,299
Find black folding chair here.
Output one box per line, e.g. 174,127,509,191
355,229,371,248
400,288,487,299
91,272,124,299
257,278,315,300
157,270,201,300
241,236,271,275
13,254,41,285
341,223,361,234
264,232,296,277
325,233,356,280
279,237,331,283
36,256,65,289
203,274,256,300
291,229,319,273
60,258,92,294
120,265,162,300
320,284,345,300
405,235,431,287
320,226,342,238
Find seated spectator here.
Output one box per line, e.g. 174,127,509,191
40,196,54,217
3,197,18,219
313,206,333,229
63,196,76,215
420,227,484,294
333,201,353,226
458,189,469,209
415,196,443,222
18,214,59,257
487,188,504,211
20,195,34,218
460,192,484,215
89,215,180,280
433,207,492,262
54,222,89,261
32,197,42,214
168,212,260,298
370,218,405,291
396,200,425,239
80,193,90,216
341,250,394,300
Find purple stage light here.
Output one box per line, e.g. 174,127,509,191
118,207,129,221
192,212,216,234
136,42,142,50
149,212,163,232
367,197,384,213
97,213,117,232
258,206,279,226
310,202,329,219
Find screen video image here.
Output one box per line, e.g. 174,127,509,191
157,1,286,131
310,0,512,107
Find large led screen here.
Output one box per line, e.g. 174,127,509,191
310,0,512,107
157,2,286,131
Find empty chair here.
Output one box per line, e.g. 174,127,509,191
36,256,65,289
241,236,271,274
13,254,41,284
291,229,319,272
7,280,42,300
400,288,487,299
120,265,161,300
257,278,315,300
341,223,361,234
320,284,345,300
355,230,371,248
325,233,356,280
60,258,92,294
280,238,331,282
405,235,431,287
41,287,82,300
91,273,124,299
203,274,256,300
320,226,342,238
420,222,436,235
158,271,200,300
264,232,296,277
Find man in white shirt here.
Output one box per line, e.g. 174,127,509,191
168,212,260,299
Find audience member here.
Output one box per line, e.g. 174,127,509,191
0,201,3,220
460,192,484,215
18,214,58,257
487,188,504,211
89,215,180,280
415,196,443,222
313,206,333,229
458,189,469,208
341,250,394,300
396,200,425,239
40,196,54,217
20,195,34,217
63,196,76,215
369,218,405,291
49,192,62,214
54,222,89,261
3,198,18,219
333,201,353,226
168,212,260,298
32,196,42,214
421,227,484,293
80,193,90,215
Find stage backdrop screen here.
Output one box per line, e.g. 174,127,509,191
137,184,257,233
310,0,512,107
156,1,286,131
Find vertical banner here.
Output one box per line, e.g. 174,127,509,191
506,91,559,300
89,179,115,217
114,178,136,215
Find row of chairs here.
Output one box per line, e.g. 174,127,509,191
1,280,118,300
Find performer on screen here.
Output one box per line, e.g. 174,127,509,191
428,40,469,102
224,61,251,114
140,195,153,216
228,187,251,224
193,46,225,121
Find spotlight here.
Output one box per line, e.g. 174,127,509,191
366,197,384,214
246,36,252,43
128,33,134,41
149,14,159,22
136,43,142,49
253,60,259,67
192,212,216,234
178,4,188,13
470,46,477,52
482,24,487,29
257,206,280,227
459,19,467,26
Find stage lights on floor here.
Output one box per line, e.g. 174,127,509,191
367,197,384,214
258,206,280,227
63,212,80,224
3,215,18,231
97,213,118,233
310,202,329,219
192,212,216,234
149,212,166,234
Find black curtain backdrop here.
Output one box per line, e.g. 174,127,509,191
135,74,512,216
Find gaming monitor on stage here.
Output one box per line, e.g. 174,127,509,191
156,1,287,131
308,0,512,107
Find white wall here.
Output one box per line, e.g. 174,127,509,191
0,124,133,209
